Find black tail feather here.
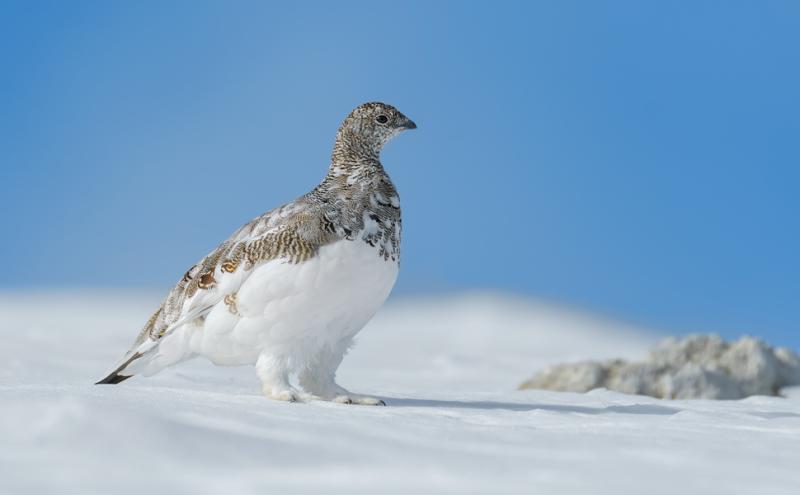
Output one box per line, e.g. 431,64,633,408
95,372,132,385
95,351,142,385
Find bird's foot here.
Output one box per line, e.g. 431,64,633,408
332,394,386,406
300,382,386,405
263,385,302,403
262,385,324,403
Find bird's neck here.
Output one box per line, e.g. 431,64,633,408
317,151,393,205
317,131,393,202
331,128,381,164
322,157,387,191
326,132,388,185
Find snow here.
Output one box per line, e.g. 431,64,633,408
2,291,799,494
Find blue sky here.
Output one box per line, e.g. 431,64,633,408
1,1,798,347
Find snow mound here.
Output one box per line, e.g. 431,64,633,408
520,334,800,399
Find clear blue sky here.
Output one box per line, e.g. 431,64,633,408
2,1,798,348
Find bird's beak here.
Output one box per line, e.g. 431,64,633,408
400,116,417,130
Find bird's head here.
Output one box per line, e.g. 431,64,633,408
333,102,416,161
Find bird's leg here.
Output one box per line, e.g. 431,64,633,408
298,340,386,406
255,353,300,402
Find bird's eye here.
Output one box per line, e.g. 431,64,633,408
375,115,389,124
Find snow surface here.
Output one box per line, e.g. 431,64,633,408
1,291,799,494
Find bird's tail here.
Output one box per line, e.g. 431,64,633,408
95,371,132,385
95,351,143,385
95,321,196,385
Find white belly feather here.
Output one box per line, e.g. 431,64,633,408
186,238,398,368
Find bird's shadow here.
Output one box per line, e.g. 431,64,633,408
385,397,682,416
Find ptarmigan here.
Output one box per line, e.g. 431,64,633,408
97,102,416,405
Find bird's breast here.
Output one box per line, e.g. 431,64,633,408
224,236,399,342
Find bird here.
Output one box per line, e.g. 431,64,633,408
96,102,416,405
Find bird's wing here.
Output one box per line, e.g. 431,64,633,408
98,199,339,382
